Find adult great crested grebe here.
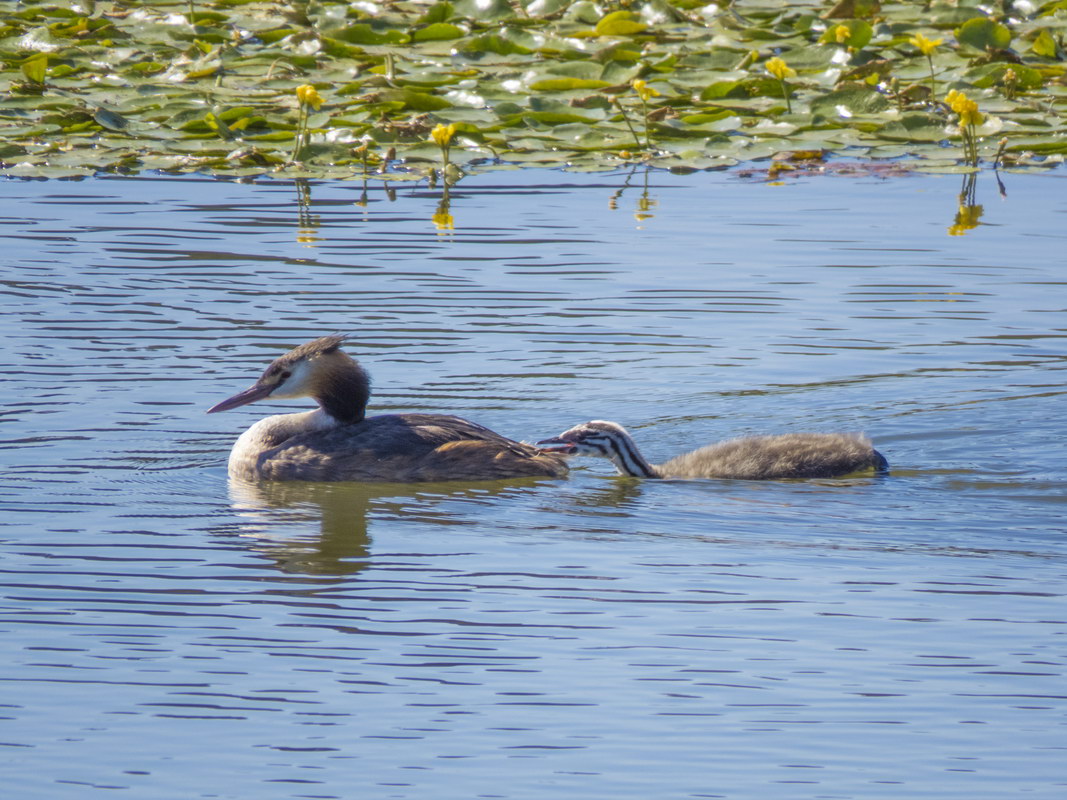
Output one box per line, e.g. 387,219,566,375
538,420,887,480
207,335,568,482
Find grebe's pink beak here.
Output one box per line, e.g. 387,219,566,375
206,381,275,413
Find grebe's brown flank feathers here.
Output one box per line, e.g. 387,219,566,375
249,413,567,482
208,336,567,482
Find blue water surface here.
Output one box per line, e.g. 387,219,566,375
1,166,1065,799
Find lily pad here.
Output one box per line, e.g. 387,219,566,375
879,113,949,142
0,0,1064,177
529,77,613,91
956,17,1012,54
594,11,647,37
810,84,891,118
412,23,465,42
329,23,410,46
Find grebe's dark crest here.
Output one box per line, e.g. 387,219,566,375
538,420,887,480
208,336,567,483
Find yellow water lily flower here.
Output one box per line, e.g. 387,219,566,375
945,90,983,127
945,89,970,113
430,122,456,148
765,57,796,81
295,84,323,111
834,24,851,44
957,105,984,127
632,79,661,102
909,32,943,56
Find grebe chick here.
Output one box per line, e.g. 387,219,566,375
207,335,568,482
538,420,888,480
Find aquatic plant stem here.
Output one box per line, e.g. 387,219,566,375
638,96,652,150
614,98,642,150
293,104,308,163
778,78,792,113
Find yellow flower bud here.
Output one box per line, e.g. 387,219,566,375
430,122,457,148
765,56,796,81
631,79,661,102
945,89,972,114
946,91,983,127
295,84,323,110
958,107,984,128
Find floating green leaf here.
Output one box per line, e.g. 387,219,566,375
1032,29,1058,59
379,88,453,111
879,113,948,142
811,84,891,118
458,33,532,56
529,77,613,91
21,53,47,83
452,0,514,21
330,23,410,45
419,2,454,25
94,108,130,132
956,17,1012,53
502,110,600,126
681,110,737,125
0,0,1064,177
412,23,465,42
701,77,785,101
595,11,647,37
820,19,873,50
968,63,1045,90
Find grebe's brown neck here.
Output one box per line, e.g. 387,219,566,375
312,354,369,424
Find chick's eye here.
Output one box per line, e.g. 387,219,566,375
279,370,292,381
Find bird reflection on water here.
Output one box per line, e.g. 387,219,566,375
221,477,552,577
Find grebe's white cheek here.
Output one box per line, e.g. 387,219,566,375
268,359,315,399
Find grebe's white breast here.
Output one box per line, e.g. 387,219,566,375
228,408,339,480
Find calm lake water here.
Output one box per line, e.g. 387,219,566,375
2,166,1065,799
